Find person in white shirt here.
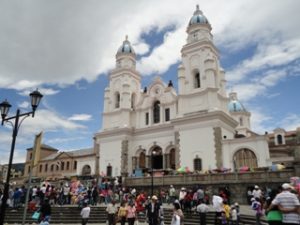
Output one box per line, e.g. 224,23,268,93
196,200,210,225
231,206,238,225
80,202,91,225
252,185,262,200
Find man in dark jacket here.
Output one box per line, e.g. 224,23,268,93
146,195,161,225
40,199,51,222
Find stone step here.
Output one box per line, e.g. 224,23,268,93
4,206,267,225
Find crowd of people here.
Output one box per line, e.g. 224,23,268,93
0,179,299,225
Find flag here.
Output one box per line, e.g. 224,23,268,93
31,132,43,168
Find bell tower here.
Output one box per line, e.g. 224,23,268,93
178,5,228,116
102,36,141,130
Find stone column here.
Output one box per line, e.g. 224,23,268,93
146,155,150,169
213,127,223,169
132,156,137,171
165,154,169,169
121,140,129,177
175,131,181,168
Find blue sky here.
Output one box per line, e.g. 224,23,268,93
0,0,300,164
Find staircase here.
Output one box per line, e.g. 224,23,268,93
4,206,267,224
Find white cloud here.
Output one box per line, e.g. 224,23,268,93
18,101,30,109
278,114,300,131
68,114,92,121
0,0,299,91
137,27,186,75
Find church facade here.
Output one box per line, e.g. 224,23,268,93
94,6,272,177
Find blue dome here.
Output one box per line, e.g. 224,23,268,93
228,100,247,112
117,36,135,54
189,5,209,26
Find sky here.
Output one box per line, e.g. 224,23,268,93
0,0,300,164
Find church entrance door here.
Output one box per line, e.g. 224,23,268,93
151,147,163,170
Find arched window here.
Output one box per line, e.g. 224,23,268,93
139,151,146,168
74,161,77,170
277,135,283,145
169,148,176,170
45,164,48,172
194,72,201,88
115,92,120,108
66,161,70,170
194,157,202,171
82,165,91,176
153,101,160,124
39,164,43,173
131,93,136,110
50,164,54,172
107,164,112,177
233,148,258,169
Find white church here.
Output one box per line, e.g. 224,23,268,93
94,6,271,177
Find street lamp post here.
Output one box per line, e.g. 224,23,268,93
0,90,43,225
150,150,156,197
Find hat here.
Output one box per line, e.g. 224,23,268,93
251,198,255,202
234,202,239,206
254,185,259,189
170,185,173,188
181,187,185,190
152,195,158,200
282,183,292,190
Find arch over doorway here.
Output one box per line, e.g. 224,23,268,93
82,165,91,176
233,148,258,169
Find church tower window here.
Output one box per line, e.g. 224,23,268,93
145,112,149,125
194,72,201,88
115,92,120,108
153,101,160,124
165,108,170,121
131,93,136,110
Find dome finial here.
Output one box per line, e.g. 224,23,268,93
194,4,203,15
125,35,128,41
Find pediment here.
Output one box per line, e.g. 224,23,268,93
55,152,73,160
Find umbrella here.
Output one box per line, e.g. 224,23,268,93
270,164,285,171
177,166,190,173
239,166,249,172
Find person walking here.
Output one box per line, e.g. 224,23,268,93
106,200,118,225
40,199,51,222
173,201,184,225
268,183,300,225
169,185,176,204
80,202,91,225
251,197,263,225
146,195,161,225
118,201,127,225
126,201,137,225
196,200,209,225
264,188,282,225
